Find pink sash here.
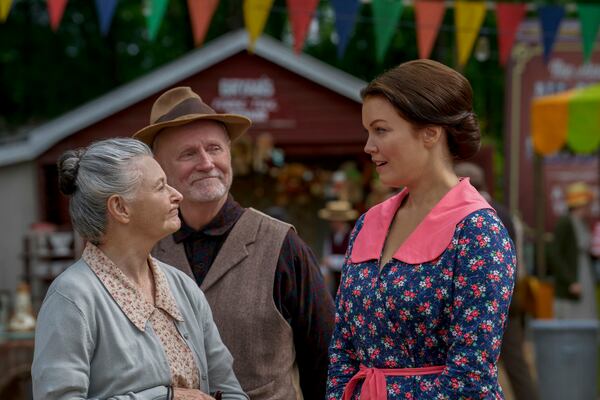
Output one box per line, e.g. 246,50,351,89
342,364,445,400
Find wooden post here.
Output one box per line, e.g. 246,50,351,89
533,152,546,278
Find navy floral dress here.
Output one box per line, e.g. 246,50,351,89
327,181,515,400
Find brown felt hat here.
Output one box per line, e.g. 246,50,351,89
133,86,252,146
565,181,593,208
318,200,359,222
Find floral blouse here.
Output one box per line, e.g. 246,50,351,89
83,243,200,389
326,179,516,399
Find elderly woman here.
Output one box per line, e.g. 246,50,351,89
32,138,247,400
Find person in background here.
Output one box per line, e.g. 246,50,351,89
326,59,515,399
133,87,335,400
318,200,358,294
548,181,597,320
32,138,246,400
455,161,539,400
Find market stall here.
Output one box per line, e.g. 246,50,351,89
527,83,600,307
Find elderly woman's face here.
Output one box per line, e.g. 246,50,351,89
362,96,428,188
127,156,183,240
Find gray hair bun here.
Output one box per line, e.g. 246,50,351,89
57,148,85,195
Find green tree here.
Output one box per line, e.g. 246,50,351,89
1,0,561,194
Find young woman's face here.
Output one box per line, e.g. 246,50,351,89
362,96,428,188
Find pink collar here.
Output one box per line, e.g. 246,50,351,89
350,178,492,265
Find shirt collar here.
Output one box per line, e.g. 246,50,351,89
83,242,184,331
173,194,244,243
350,178,492,265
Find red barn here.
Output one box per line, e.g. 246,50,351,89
0,31,368,297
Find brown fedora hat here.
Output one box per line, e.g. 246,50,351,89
133,86,252,146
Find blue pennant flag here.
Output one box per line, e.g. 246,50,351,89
331,0,361,59
538,5,565,63
95,0,118,36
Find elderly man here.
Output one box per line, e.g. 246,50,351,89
133,87,335,400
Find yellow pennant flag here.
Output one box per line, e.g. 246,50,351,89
0,0,13,23
455,0,486,67
244,0,274,50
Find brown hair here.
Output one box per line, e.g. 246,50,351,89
361,59,480,160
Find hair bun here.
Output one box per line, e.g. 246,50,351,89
57,148,85,195
446,112,481,160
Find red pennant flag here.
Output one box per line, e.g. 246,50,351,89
414,0,446,59
286,0,319,53
187,0,219,46
47,0,68,31
495,3,526,66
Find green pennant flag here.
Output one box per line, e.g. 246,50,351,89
146,0,170,41
372,0,404,63
568,84,600,154
577,3,600,63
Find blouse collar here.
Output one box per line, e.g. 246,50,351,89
83,242,184,331
350,178,492,265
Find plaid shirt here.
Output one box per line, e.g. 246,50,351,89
173,195,335,400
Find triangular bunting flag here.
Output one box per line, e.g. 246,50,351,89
0,0,13,23
331,0,361,59
414,0,446,59
187,0,219,46
372,0,404,63
455,0,486,67
244,0,274,50
495,2,526,66
538,5,565,63
577,3,600,63
286,0,319,53
94,0,117,36
146,0,170,41
47,0,68,31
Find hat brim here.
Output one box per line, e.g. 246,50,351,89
318,209,359,222
133,113,252,146
566,194,593,208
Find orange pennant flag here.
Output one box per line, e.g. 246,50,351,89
455,0,486,67
187,0,219,46
414,0,446,59
47,0,68,31
531,90,571,155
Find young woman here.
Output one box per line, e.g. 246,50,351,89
326,60,515,399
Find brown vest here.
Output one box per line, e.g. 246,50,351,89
153,208,303,400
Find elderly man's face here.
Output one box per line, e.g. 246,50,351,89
153,120,232,205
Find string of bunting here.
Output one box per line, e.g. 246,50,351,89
0,0,599,66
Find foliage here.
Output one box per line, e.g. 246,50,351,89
1,0,511,164
0,0,194,133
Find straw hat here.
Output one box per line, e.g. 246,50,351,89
318,200,359,222
133,86,252,146
565,181,593,208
